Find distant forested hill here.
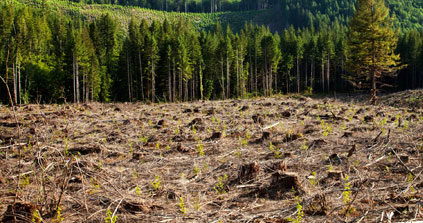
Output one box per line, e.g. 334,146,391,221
66,0,423,30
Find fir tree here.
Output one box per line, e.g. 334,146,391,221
347,0,401,103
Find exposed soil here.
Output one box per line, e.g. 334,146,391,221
1,93,423,222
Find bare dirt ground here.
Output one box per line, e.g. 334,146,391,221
1,92,423,223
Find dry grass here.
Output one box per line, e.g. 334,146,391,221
1,93,423,222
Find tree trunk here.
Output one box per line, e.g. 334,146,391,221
311,57,314,91
296,55,300,93
221,58,225,99
286,68,289,94
269,64,273,96
127,50,132,101
305,61,308,90
199,64,203,100
168,58,172,102
184,79,188,102
173,60,176,102
236,49,239,97
371,42,377,104
13,62,16,104
226,52,230,98
138,50,144,101
179,69,182,101
73,54,76,103
83,71,86,103
254,46,258,96
18,62,21,104
264,49,268,96
321,59,325,93
151,56,155,103
326,54,330,93
76,56,79,104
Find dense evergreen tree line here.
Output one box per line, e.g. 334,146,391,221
0,3,422,104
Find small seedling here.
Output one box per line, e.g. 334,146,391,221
202,162,209,171
286,197,304,223
20,174,30,187
197,141,205,156
234,147,242,158
178,197,188,215
342,174,352,204
132,170,138,179
138,132,148,143
55,206,64,223
193,166,200,175
135,185,141,196
309,172,317,186
239,136,248,147
214,174,228,194
32,209,42,223
193,194,201,211
300,140,308,151
151,175,162,191
105,209,117,223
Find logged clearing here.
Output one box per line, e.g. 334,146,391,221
1,93,423,222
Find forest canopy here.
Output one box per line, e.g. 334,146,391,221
1,0,423,104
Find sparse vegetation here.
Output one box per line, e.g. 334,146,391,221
1,94,423,222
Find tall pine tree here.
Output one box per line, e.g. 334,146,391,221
347,0,401,103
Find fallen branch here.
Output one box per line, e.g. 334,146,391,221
390,147,415,177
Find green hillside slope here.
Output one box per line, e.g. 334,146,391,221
12,0,277,32
12,0,423,32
